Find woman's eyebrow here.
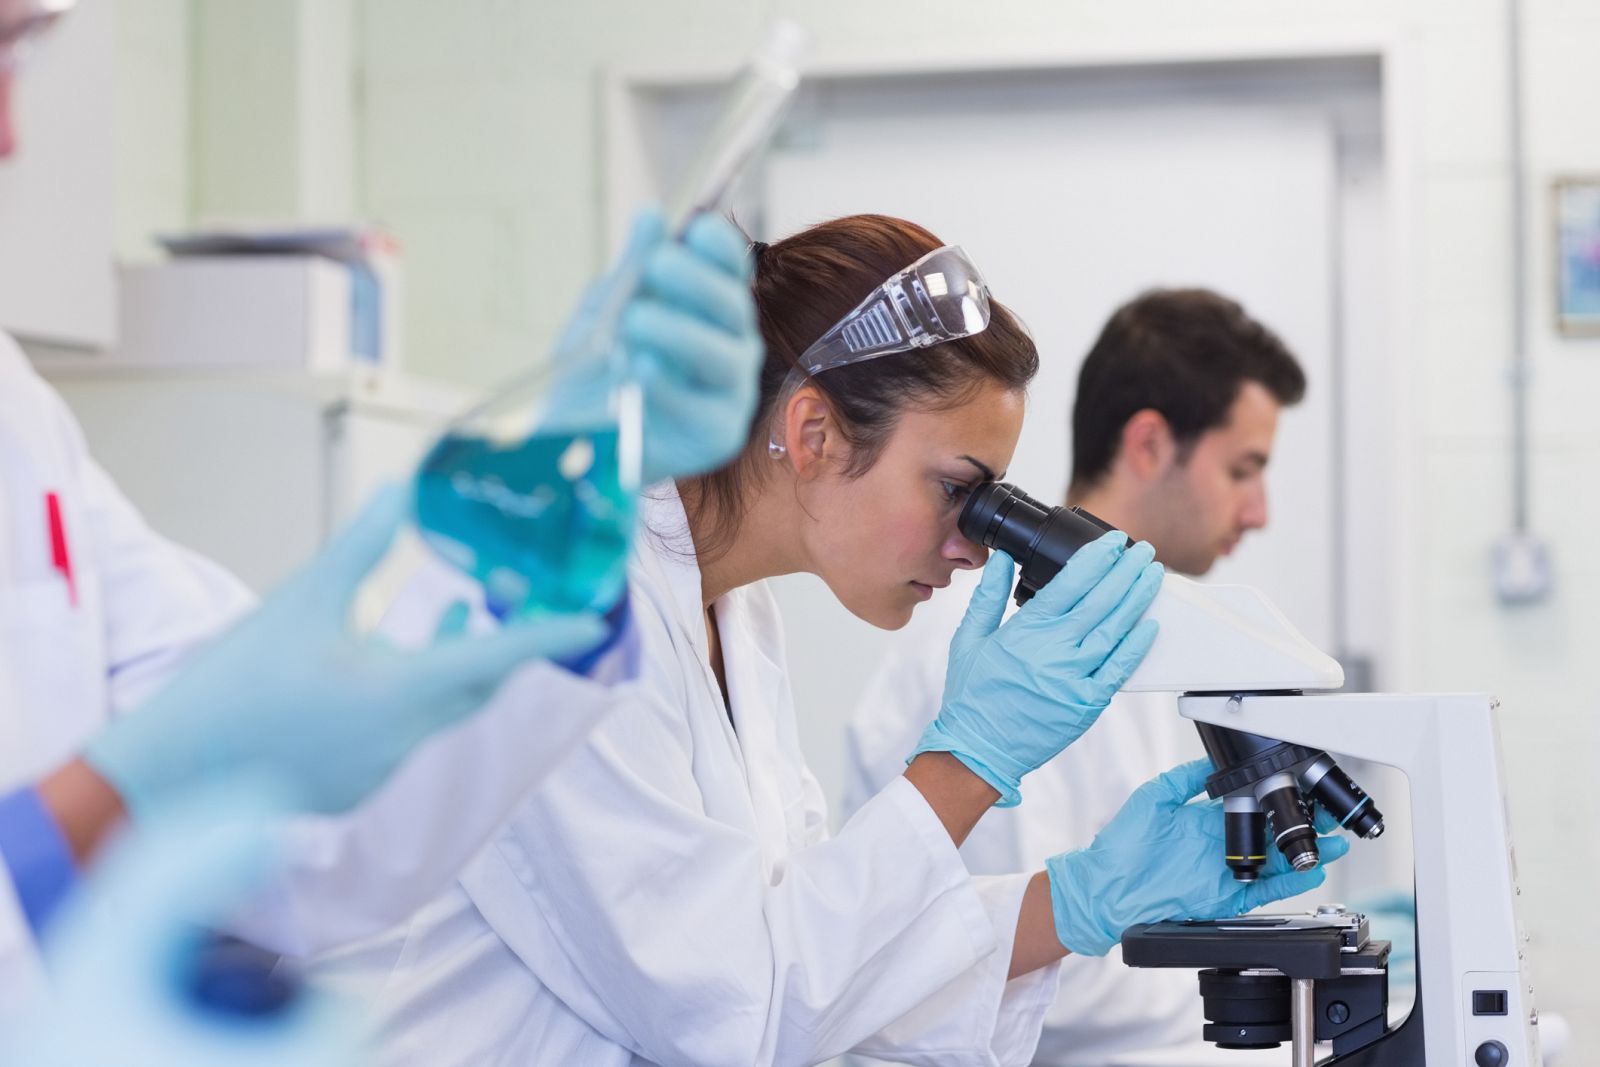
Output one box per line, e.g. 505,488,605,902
956,455,997,481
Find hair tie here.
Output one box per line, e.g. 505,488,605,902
749,240,770,260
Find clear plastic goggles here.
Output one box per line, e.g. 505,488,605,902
768,244,992,455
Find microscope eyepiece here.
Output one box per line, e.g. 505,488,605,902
958,482,1129,604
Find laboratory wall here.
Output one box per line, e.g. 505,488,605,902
114,0,190,262
106,0,1600,1053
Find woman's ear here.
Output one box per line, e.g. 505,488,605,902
781,385,840,481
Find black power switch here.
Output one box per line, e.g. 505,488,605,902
1474,1039,1509,1067
1473,990,1509,1016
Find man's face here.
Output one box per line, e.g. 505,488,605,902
1146,380,1280,575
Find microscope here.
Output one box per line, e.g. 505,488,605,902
959,483,1543,1067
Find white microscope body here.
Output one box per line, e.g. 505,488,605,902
953,484,1543,1063
1123,573,1543,1066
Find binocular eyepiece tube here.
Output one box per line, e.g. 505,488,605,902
957,481,1127,604
957,480,1386,882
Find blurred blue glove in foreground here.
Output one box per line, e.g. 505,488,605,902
1048,759,1352,956
912,533,1163,806
4,785,361,1066
85,487,607,815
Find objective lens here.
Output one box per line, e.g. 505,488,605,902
1256,773,1319,872
1301,756,1385,839
1223,796,1268,882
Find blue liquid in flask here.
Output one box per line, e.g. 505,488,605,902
414,425,635,618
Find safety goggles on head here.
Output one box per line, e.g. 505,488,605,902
0,0,74,71
767,244,992,456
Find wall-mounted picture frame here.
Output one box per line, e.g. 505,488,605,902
1555,177,1600,337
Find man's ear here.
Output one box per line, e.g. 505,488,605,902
1119,408,1178,482
780,384,842,482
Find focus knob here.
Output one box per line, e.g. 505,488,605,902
1474,1040,1509,1067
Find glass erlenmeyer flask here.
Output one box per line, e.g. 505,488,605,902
413,360,642,619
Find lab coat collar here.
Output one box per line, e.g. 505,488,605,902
635,482,788,686
636,482,709,658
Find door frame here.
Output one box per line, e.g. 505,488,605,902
601,25,1425,686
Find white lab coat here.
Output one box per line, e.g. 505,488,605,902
310,485,1060,1067
844,567,1203,1067
0,335,254,1006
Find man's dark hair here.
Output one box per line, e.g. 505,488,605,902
1070,288,1306,493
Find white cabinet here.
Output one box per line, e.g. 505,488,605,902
39,366,476,595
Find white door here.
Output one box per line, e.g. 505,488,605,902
758,95,1341,816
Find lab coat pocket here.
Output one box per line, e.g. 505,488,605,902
0,580,108,788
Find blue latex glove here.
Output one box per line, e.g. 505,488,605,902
4,785,361,1066
911,533,1163,806
1047,759,1352,956
84,486,608,816
554,209,762,485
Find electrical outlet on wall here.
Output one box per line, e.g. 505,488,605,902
1492,532,1552,605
